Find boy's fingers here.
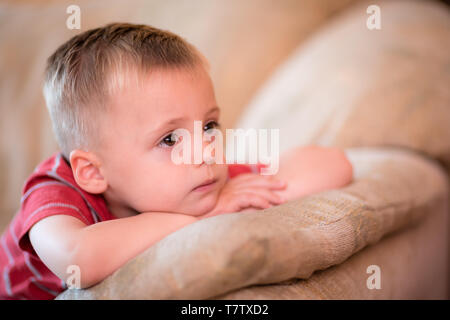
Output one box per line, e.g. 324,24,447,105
237,194,272,210
244,189,285,204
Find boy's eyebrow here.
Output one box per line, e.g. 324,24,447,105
147,106,220,138
206,106,220,117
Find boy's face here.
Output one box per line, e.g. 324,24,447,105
97,66,228,217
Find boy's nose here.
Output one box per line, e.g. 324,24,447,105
192,140,208,166
192,135,218,166
203,152,215,165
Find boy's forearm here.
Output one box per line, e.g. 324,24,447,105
275,146,353,200
71,212,198,288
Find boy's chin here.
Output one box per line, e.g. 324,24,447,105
183,195,218,217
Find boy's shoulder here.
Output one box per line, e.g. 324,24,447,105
18,152,115,233
23,152,73,194
0,152,111,299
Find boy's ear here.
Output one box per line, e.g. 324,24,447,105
69,149,107,194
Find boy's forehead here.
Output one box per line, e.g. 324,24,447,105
110,66,212,101
106,66,218,122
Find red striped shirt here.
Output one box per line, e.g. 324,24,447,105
0,153,264,300
0,153,116,299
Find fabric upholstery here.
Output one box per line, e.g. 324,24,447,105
237,0,450,170
234,0,450,297
214,179,448,300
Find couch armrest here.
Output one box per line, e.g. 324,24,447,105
56,147,448,299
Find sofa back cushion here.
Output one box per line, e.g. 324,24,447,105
237,0,450,172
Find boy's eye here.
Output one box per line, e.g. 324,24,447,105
159,133,178,148
204,121,220,132
157,121,220,148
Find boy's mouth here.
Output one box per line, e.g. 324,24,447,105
192,178,218,192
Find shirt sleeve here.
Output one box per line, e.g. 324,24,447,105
228,163,268,178
16,180,93,255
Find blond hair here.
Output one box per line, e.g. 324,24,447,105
43,23,205,158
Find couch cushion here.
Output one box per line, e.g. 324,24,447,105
236,0,450,172
234,0,450,300
214,176,449,299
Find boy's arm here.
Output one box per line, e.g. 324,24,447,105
274,145,353,200
29,212,197,289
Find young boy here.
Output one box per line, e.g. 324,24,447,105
0,23,352,300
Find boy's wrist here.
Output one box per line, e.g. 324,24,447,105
141,211,199,223
199,208,222,220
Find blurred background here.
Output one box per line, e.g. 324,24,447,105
0,0,449,234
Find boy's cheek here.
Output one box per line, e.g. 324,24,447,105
217,164,229,180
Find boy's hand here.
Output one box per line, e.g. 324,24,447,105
201,173,287,219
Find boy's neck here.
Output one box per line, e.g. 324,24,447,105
103,193,140,219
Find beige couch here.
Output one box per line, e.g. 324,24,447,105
1,0,449,299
